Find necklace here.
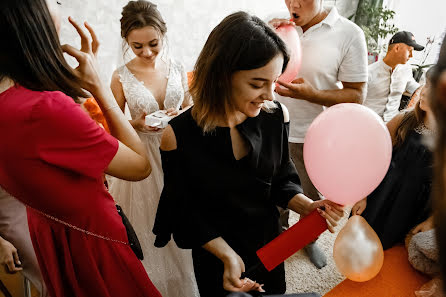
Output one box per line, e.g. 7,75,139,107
414,122,434,135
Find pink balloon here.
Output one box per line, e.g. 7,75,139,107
303,104,392,205
275,25,302,83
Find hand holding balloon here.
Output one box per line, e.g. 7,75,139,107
304,199,345,233
268,18,295,29
333,215,384,282
351,198,367,215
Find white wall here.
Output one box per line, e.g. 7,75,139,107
59,0,291,84
384,0,446,66
58,0,357,85
61,0,446,84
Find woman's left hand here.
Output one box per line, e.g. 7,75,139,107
310,200,345,233
165,108,179,117
412,216,434,234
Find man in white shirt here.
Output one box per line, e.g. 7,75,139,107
364,31,424,122
270,0,368,269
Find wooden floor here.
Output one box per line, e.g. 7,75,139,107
0,269,39,297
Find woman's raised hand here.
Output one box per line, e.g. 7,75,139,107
61,17,102,95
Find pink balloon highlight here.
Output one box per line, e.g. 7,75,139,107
275,25,302,83
303,104,392,205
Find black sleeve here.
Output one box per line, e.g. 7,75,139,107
270,122,303,209
153,149,220,249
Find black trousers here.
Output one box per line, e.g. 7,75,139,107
192,247,286,297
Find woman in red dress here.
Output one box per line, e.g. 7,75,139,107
0,0,161,296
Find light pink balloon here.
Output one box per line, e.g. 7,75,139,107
275,25,302,83
303,103,392,205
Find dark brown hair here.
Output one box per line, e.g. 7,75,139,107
190,11,290,132
120,0,167,39
430,34,446,293
394,100,426,147
394,67,435,147
0,0,87,101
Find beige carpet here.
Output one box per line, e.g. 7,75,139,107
285,207,351,296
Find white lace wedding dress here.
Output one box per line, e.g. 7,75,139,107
109,59,199,297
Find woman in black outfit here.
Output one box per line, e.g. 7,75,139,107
153,11,344,297
351,70,435,250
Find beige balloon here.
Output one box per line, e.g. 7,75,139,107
333,215,384,282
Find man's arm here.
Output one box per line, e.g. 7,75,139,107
406,80,421,97
276,79,367,106
275,27,368,107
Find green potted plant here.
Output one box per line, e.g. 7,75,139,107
352,0,398,61
411,36,436,82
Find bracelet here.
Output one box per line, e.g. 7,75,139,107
104,105,120,112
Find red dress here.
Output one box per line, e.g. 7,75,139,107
0,85,161,297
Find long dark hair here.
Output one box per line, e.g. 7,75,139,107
190,11,290,132
394,101,426,147
394,68,435,147
430,35,446,292
0,0,87,101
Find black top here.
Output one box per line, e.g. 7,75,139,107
153,102,302,254
362,129,433,249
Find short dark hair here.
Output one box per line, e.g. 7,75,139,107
0,0,87,101
190,11,290,132
120,0,167,39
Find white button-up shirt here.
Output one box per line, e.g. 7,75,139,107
364,60,420,122
275,7,368,143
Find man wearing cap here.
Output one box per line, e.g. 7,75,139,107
364,31,424,122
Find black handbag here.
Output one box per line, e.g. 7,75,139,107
116,205,144,260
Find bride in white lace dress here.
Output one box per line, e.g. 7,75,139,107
109,1,198,296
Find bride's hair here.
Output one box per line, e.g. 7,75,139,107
120,0,168,61
120,0,166,39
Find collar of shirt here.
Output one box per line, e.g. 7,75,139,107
321,6,340,27
296,7,340,35
378,60,393,73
